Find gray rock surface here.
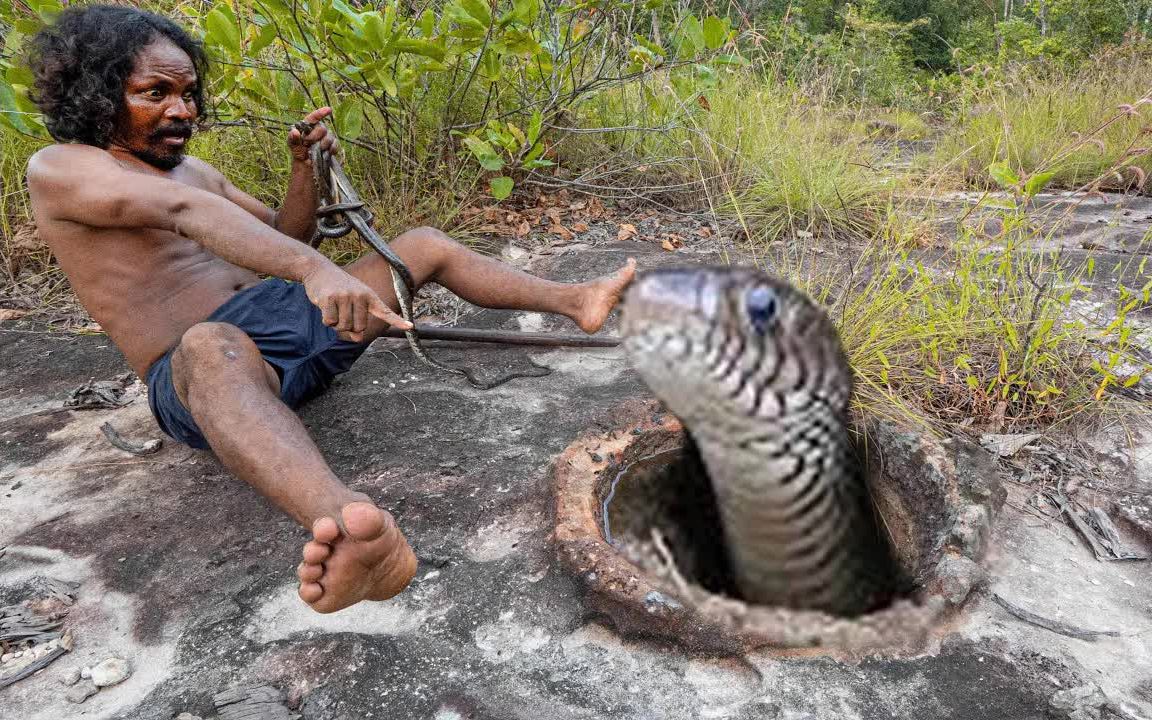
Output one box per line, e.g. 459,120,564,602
1,239,1150,720
89,657,131,687
65,679,98,704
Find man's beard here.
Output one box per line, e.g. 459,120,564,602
130,146,185,170
132,122,194,170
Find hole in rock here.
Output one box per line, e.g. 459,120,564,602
551,402,1005,657
598,437,909,614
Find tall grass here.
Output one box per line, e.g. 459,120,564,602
575,74,899,246
935,47,1152,192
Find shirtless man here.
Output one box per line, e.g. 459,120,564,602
25,5,634,613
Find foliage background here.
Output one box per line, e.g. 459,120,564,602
0,0,1149,429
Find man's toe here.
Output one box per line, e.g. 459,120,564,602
341,501,387,542
302,540,331,564
312,516,341,543
297,562,323,582
299,581,324,604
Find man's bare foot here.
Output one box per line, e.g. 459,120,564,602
296,501,417,613
573,257,637,334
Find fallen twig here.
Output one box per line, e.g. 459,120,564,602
1045,491,1147,562
0,646,67,690
992,593,1121,641
650,527,692,599
100,422,163,456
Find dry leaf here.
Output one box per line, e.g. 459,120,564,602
546,207,564,226
515,220,531,237
697,94,712,111
0,308,29,322
617,223,638,241
550,224,573,241
695,225,713,238
572,222,589,233
587,197,606,219
661,238,678,252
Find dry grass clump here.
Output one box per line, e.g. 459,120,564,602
935,47,1152,193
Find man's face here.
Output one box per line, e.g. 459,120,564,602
113,37,198,170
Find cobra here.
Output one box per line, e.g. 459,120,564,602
620,267,894,616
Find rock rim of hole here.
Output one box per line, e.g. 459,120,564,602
551,399,1005,658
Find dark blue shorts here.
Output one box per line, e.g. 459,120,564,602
146,278,369,449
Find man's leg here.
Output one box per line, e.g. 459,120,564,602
170,322,417,613
342,226,636,339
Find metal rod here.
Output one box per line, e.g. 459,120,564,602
379,324,621,347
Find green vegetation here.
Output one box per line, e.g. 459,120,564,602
0,0,1149,430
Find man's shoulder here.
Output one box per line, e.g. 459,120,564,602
179,155,227,183
27,143,113,185
28,141,106,164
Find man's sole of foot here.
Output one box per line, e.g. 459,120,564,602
297,501,417,613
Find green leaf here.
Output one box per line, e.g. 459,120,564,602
522,158,554,169
460,0,493,27
420,9,436,36
479,49,501,82
205,6,242,57
712,53,747,66
380,73,398,97
702,16,729,50
381,4,397,41
679,14,705,53
988,162,1020,190
249,22,280,56
394,38,446,61
526,109,542,146
363,12,389,46
1023,170,1056,198
5,65,34,88
0,78,36,134
335,98,365,138
512,0,540,24
463,137,504,171
489,176,514,200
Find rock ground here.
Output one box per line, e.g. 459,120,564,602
1,227,1151,720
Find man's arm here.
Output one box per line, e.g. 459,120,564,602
274,107,339,242
213,108,337,242
27,144,409,340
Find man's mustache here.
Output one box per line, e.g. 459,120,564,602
149,123,194,141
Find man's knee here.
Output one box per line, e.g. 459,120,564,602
171,322,265,394
392,225,455,253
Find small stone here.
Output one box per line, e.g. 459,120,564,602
1,652,14,663
80,666,91,679
1050,684,1107,717
65,680,98,704
58,632,74,652
90,657,131,687
60,667,81,686
931,555,981,605
950,505,990,558
175,713,203,720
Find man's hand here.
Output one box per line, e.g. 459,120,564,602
288,107,339,164
301,261,412,342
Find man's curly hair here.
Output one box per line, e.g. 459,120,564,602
28,4,210,147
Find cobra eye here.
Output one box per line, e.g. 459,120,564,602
744,285,778,335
